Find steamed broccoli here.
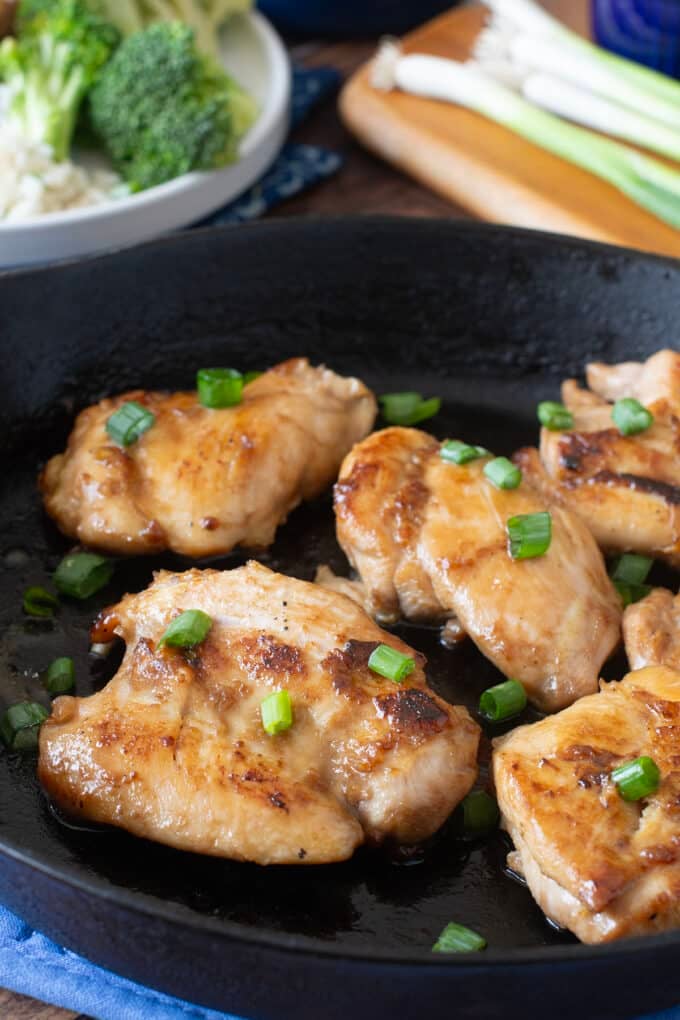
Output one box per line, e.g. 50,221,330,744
93,0,252,62
0,0,120,161
89,21,257,192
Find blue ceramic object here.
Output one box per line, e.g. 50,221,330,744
592,0,680,77
257,0,460,37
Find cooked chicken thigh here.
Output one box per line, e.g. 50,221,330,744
40,359,377,558
494,666,680,944
624,588,680,671
515,350,680,567
38,562,479,864
334,427,621,712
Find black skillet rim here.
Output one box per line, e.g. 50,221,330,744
2,215,679,971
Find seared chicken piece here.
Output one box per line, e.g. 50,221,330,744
40,359,377,558
515,350,680,567
38,562,479,865
494,666,680,944
624,588,680,671
334,427,621,712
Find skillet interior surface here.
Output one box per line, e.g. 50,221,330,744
1,217,680,1019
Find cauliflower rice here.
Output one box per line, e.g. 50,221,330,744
0,91,126,222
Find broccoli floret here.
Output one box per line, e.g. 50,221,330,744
89,22,257,192
0,0,120,161
94,0,252,62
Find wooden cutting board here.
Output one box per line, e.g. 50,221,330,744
339,3,680,258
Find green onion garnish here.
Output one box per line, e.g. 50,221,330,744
379,392,441,426
158,609,212,649
106,401,156,446
614,580,652,608
611,398,654,436
611,553,653,586
54,552,114,600
440,440,489,465
432,922,486,954
260,690,293,736
367,644,415,684
45,657,75,695
507,511,552,560
23,586,58,618
483,456,521,490
456,790,500,837
479,678,527,722
611,756,660,801
197,368,244,409
537,401,574,431
243,370,262,385
0,701,48,750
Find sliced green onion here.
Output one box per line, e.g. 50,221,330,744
432,922,486,954
367,644,415,684
612,398,654,436
105,401,156,446
196,368,244,409
614,580,652,608
0,701,48,750
440,440,489,465
260,690,293,735
507,511,552,560
537,401,573,431
479,678,527,722
456,790,500,837
611,756,660,801
23,586,58,618
45,657,75,695
158,609,212,649
243,370,262,385
54,552,114,600
611,553,653,586
484,456,521,490
379,392,441,426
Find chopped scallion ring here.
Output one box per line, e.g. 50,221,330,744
368,644,415,684
45,657,75,695
537,401,574,431
432,922,486,954
440,440,489,465
261,689,293,735
158,609,212,649
243,370,262,385
507,511,552,560
379,392,441,426
54,552,114,600
456,790,500,837
197,368,244,409
483,456,521,490
611,756,660,801
614,580,652,608
106,401,156,446
611,553,653,586
0,701,48,750
612,398,654,436
479,678,527,722
23,586,58,618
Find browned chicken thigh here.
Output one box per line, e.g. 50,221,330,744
494,666,680,944
624,588,680,671
334,427,621,712
515,349,680,567
38,562,479,865
40,359,377,558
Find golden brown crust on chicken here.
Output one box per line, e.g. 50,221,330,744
39,359,377,558
334,427,621,713
624,588,680,672
494,666,680,943
38,562,479,865
515,351,680,566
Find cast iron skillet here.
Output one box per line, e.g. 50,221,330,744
1,218,679,1020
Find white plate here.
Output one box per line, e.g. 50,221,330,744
0,12,291,268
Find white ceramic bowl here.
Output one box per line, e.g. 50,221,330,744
0,12,291,268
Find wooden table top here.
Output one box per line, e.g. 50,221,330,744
4,2,585,1017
